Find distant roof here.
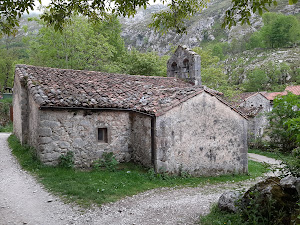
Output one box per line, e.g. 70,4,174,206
15,64,245,117
229,92,269,107
262,91,285,101
262,85,300,100
237,106,263,117
285,85,300,95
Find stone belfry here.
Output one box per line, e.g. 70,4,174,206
167,45,201,86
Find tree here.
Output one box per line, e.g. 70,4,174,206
249,13,300,49
243,68,268,92
267,92,300,153
123,48,168,76
0,48,14,92
192,47,238,96
29,15,125,72
0,0,298,35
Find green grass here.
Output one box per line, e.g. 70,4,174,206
0,122,13,132
200,204,244,225
8,134,268,207
0,98,12,104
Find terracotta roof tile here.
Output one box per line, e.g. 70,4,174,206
237,106,263,117
285,85,300,95
228,92,258,107
261,85,300,101
15,64,246,118
262,91,286,100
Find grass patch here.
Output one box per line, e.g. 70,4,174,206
8,134,267,207
248,148,293,162
200,204,243,225
0,122,13,132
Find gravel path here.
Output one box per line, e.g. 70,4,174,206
0,133,280,225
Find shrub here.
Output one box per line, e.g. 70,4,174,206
93,152,119,171
58,151,74,168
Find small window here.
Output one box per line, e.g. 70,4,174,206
98,128,108,143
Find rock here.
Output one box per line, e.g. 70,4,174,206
218,191,242,213
241,177,299,225
280,175,297,189
295,177,300,196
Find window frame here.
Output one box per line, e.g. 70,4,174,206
97,127,108,143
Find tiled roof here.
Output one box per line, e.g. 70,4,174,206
285,85,300,95
262,91,285,101
15,64,246,117
262,85,300,101
237,106,263,117
229,92,258,106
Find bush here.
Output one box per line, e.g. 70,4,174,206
267,93,300,153
93,152,119,171
58,151,74,168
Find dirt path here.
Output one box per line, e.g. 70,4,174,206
0,133,280,225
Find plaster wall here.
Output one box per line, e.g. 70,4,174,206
13,74,28,144
155,92,248,176
37,110,132,167
130,113,152,168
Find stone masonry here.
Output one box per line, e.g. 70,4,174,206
167,45,201,85
13,64,248,176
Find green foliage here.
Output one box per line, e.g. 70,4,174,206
267,92,300,153
123,49,168,77
249,148,300,177
286,117,300,144
223,0,298,29
192,47,239,97
58,151,75,168
248,13,300,49
93,152,119,172
1,0,296,36
29,15,125,73
0,48,15,91
0,122,13,132
0,0,39,36
280,147,300,177
200,204,243,224
9,134,266,206
240,190,286,225
149,0,208,33
28,15,169,77
243,68,268,91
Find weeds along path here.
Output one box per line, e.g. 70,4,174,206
0,133,279,225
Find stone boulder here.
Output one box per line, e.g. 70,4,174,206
241,177,299,225
218,191,242,213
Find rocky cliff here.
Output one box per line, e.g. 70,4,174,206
120,0,300,55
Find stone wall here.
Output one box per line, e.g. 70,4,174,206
130,113,152,168
37,110,132,167
27,94,40,148
155,92,248,176
240,93,270,139
240,93,271,111
167,46,201,85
